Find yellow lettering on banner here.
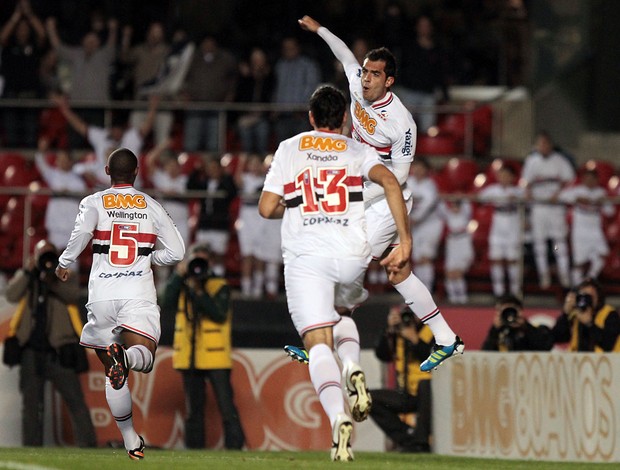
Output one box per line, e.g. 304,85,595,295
299,135,347,152
354,101,376,135
449,353,618,462
102,193,147,209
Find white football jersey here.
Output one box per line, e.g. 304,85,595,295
318,27,416,205
263,130,382,260
559,184,614,234
521,152,575,201
478,183,525,238
58,184,185,304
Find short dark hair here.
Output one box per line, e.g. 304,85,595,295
107,148,138,183
309,85,347,130
364,47,397,80
496,294,523,309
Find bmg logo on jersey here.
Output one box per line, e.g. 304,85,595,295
102,193,147,210
354,101,376,135
299,135,348,152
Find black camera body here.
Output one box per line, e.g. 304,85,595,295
400,308,414,327
36,250,58,275
575,293,594,311
500,306,519,328
186,256,210,280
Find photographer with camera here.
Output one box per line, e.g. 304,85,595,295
3,240,96,447
481,294,554,352
369,305,433,453
552,278,620,352
162,242,245,449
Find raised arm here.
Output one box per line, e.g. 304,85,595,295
138,94,161,138
298,15,359,70
0,4,22,46
45,16,60,50
20,0,45,45
51,93,88,137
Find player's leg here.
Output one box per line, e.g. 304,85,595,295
531,207,551,288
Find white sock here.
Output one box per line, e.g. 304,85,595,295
533,241,549,282
554,240,570,287
105,377,140,451
393,272,456,346
265,262,280,295
241,276,252,296
333,316,360,365
445,278,457,302
588,256,605,280
490,263,505,297
455,277,468,303
125,345,153,373
252,270,265,297
308,344,345,427
507,263,521,297
413,263,434,290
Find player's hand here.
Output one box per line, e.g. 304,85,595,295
298,16,321,33
380,244,409,273
55,266,69,282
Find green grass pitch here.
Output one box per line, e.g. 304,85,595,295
0,448,617,470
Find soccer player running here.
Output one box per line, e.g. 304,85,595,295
259,85,411,461
55,149,185,459
298,16,463,371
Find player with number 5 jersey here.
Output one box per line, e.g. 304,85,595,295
56,148,185,460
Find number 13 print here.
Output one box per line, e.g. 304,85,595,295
295,166,349,215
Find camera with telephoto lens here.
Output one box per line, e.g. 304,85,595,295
36,250,58,274
500,306,519,328
186,256,210,280
575,293,594,311
400,308,414,327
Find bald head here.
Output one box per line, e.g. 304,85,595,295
106,148,138,184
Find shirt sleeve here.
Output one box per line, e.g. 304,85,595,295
317,27,360,82
151,202,186,266
262,145,285,196
58,196,98,268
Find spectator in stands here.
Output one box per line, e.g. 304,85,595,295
51,93,159,187
187,156,238,277
181,34,238,153
120,22,174,146
552,278,620,352
144,139,190,245
0,0,46,147
4,240,96,447
162,242,245,449
407,157,442,291
521,131,575,290
234,154,282,298
559,169,615,286
34,137,86,254
235,47,275,154
478,164,525,298
370,304,432,453
272,36,321,143
439,199,473,304
398,14,449,133
45,15,118,144
481,294,553,351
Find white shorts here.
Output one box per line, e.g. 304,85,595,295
284,254,369,337
530,205,568,241
195,229,230,255
445,235,474,271
237,205,263,257
571,231,609,265
412,217,443,262
488,234,521,261
80,299,161,350
255,218,282,263
366,196,414,259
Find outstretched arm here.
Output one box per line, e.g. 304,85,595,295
298,15,359,70
51,93,88,137
138,94,161,138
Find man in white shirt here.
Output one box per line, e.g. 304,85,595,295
56,149,185,460
259,85,411,461
298,16,462,372
521,131,575,289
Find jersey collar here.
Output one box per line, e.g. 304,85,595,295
371,91,393,110
112,184,133,188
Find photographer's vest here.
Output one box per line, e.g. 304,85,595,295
394,325,434,395
172,278,232,370
569,304,620,352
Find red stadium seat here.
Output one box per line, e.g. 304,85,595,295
416,133,463,156
578,160,616,187
435,158,480,193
